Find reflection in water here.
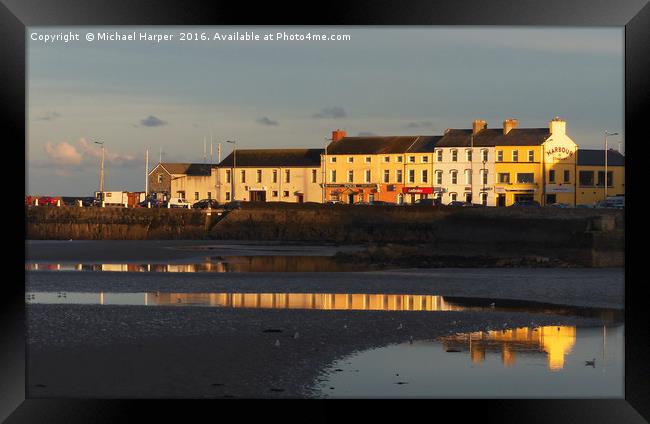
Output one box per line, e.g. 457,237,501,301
439,326,576,371
314,325,624,398
25,256,359,273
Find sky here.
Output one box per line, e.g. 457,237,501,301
26,26,624,196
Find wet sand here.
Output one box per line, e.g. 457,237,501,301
27,304,607,398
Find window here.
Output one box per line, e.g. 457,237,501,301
240,170,246,183
285,169,290,183
549,170,556,183
465,170,472,185
450,193,457,202
451,170,458,184
272,191,278,197
347,157,354,163
348,170,354,183
512,150,519,162
365,170,371,183
437,150,443,161
330,157,337,163
194,192,199,201
579,171,594,186
331,170,337,182
564,170,570,183
383,170,390,183
283,191,289,197
365,156,371,163
256,169,262,183
408,169,415,183
422,170,428,183
482,150,488,162
396,156,403,163
383,156,390,163
497,150,503,162
396,170,403,183
273,170,278,183
498,173,510,183
436,171,443,185
157,174,164,183
225,170,231,183
207,192,212,200
311,169,317,183
408,156,416,163
451,150,458,162
225,192,231,201
528,150,534,162
516,173,534,183
482,170,488,185
422,156,429,163
597,171,614,187
466,150,472,162
465,193,472,203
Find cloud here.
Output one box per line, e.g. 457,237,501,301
35,111,61,121
44,142,83,166
139,115,167,127
77,138,140,167
256,116,279,126
312,107,347,119
404,121,436,129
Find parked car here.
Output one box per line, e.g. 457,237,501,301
167,197,192,208
509,200,541,208
595,199,624,209
137,198,163,208
549,203,571,208
576,204,593,209
413,199,436,206
224,200,242,210
371,200,396,206
326,200,342,205
37,196,60,206
192,199,220,209
447,201,470,207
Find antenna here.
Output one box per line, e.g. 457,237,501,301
203,137,207,163
218,142,222,163
210,129,214,164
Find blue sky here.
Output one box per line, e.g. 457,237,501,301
27,26,624,196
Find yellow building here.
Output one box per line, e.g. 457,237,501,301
494,118,578,206
576,149,625,206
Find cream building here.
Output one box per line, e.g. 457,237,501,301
215,149,323,203
147,163,217,202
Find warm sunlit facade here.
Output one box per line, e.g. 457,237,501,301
576,149,625,206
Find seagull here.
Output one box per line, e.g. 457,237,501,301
489,302,496,308
343,324,347,329
397,323,403,330
293,332,300,339
585,358,596,367
275,339,281,347
409,336,413,344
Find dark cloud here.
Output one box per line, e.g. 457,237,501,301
312,107,347,119
35,111,61,121
256,116,279,126
140,115,167,127
357,132,378,136
404,121,435,129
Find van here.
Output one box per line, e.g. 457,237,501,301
167,197,192,208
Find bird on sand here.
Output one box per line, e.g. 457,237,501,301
397,323,403,330
409,336,414,344
293,332,300,339
585,358,596,367
275,339,281,347
489,302,496,308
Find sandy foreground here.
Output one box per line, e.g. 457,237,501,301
25,240,624,398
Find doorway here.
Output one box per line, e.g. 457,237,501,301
546,194,556,205
250,191,267,202
497,194,506,207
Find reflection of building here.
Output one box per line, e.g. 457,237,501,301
440,326,576,371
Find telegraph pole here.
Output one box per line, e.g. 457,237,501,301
226,140,237,200
94,141,105,195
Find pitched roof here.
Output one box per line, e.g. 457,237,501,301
326,136,440,155
577,149,625,166
218,149,323,167
436,128,550,148
152,163,216,176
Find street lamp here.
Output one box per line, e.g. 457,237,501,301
482,159,487,205
604,131,618,199
93,141,105,200
323,137,332,204
226,140,237,201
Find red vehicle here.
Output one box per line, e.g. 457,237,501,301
37,196,60,206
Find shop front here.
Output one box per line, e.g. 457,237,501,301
402,186,434,204
325,184,378,204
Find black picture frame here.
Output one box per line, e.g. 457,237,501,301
4,0,648,422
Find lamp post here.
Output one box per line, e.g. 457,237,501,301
604,131,618,199
94,141,105,200
323,137,331,203
226,140,237,201
482,159,487,205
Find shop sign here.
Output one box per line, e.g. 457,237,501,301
545,184,575,193
402,187,434,194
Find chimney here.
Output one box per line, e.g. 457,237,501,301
503,119,519,135
549,116,566,135
332,129,347,142
472,120,487,135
